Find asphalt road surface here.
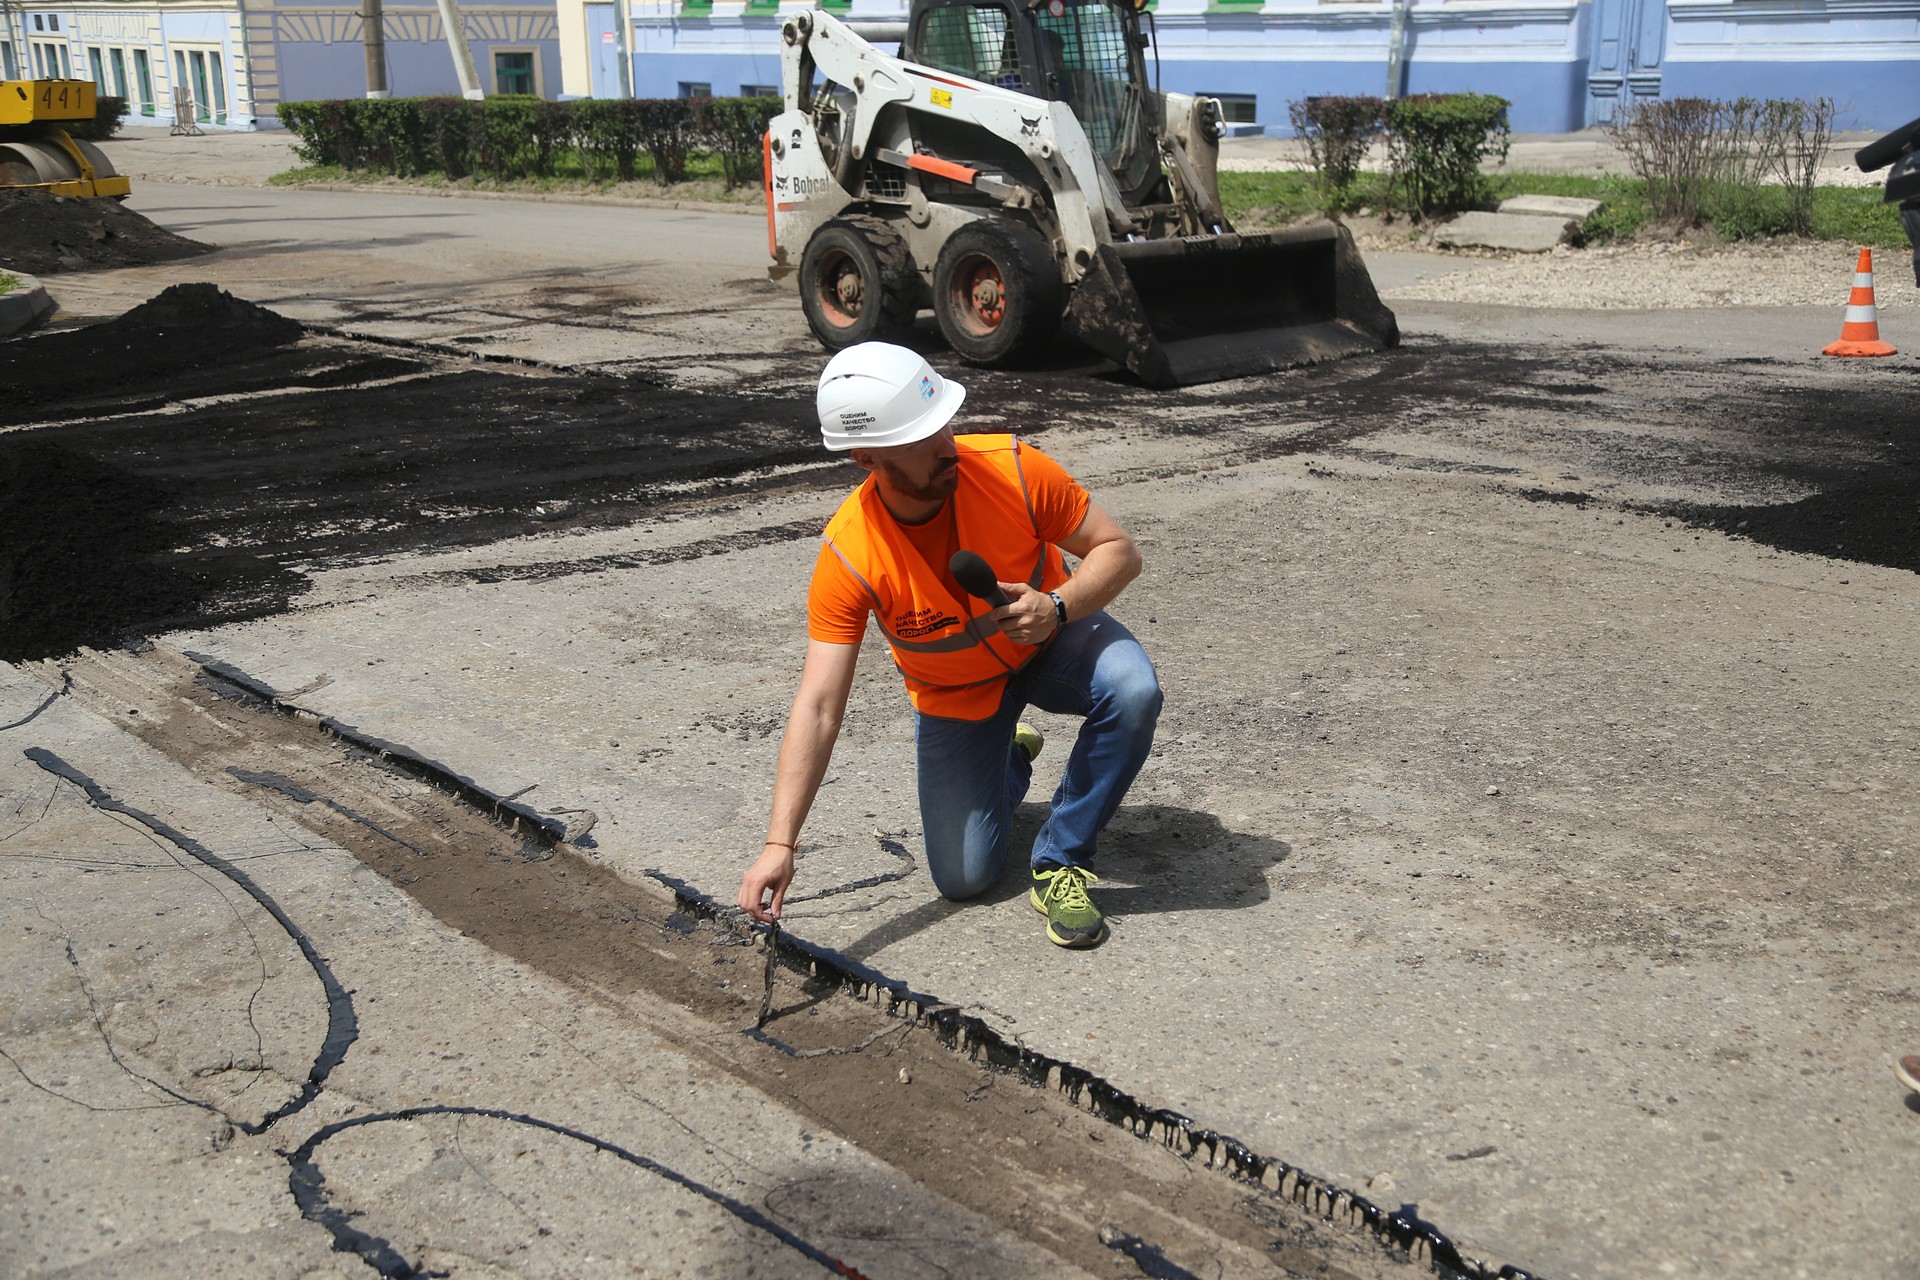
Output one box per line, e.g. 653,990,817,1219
5,176,1919,1280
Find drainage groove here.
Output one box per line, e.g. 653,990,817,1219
185,654,1539,1280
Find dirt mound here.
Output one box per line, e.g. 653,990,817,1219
0,187,213,274
0,283,304,417
116,279,305,341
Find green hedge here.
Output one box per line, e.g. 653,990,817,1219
278,95,781,189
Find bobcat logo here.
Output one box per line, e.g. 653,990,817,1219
775,174,789,192
1019,114,1042,137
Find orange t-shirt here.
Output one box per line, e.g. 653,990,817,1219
807,437,1090,646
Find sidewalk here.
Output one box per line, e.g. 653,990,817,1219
99,125,301,187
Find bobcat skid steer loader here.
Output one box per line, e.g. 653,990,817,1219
763,0,1397,388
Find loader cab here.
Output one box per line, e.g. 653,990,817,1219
905,0,1162,203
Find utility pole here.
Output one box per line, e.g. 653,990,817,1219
435,0,484,99
361,0,388,97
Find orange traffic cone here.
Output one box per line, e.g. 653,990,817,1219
1823,247,1897,357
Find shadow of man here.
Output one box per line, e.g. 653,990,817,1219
835,803,1289,965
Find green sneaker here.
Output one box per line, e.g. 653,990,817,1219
1014,722,1045,763
1030,864,1106,948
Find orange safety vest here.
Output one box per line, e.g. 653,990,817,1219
822,434,1073,719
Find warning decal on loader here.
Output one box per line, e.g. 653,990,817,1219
929,88,952,109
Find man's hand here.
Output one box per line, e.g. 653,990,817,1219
740,843,796,922
992,581,1059,646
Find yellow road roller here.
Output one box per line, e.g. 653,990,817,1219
0,79,131,198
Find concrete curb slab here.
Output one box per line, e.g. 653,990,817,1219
1500,193,1603,220
0,271,54,338
1432,210,1579,253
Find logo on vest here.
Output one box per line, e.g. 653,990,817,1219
894,605,961,639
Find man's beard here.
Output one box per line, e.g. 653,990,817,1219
880,456,959,503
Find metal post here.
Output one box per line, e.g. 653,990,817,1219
435,0,484,100
361,0,389,97
1385,0,1411,100
613,0,632,98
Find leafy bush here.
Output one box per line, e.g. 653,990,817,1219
573,99,644,181
1385,93,1510,220
1286,96,1384,211
637,98,700,184
1604,97,1730,226
1607,95,1840,238
64,95,130,140
357,97,430,176
279,100,366,168
417,97,477,179
702,96,780,190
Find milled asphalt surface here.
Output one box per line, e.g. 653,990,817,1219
8,126,1920,1280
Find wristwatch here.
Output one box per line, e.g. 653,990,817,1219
1048,591,1068,630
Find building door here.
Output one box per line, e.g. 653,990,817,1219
586,3,622,98
1586,0,1667,125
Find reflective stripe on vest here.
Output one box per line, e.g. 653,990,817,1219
820,435,1069,707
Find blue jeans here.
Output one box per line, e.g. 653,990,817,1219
912,612,1162,901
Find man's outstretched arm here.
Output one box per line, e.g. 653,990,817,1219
738,638,861,922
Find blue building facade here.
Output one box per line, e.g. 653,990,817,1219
3,0,1913,133
0,0,562,129
581,0,1920,135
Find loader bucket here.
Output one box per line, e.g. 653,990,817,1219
1061,220,1398,388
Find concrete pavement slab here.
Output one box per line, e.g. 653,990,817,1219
0,660,1133,1279
1431,213,1577,254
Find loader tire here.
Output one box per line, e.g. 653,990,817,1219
799,216,919,350
932,218,1064,367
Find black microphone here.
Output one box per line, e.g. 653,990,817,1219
949,550,1010,607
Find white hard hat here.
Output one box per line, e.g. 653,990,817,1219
816,342,966,452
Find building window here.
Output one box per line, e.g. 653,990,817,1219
207,50,227,121
88,46,106,92
32,14,43,30
110,47,128,98
0,41,14,79
134,48,154,114
32,40,70,78
493,49,535,96
677,81,711,99
1209,93,1257,124
740,83,778,98
172,48,227,123
47,14,58,30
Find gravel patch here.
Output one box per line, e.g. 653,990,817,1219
1373,236,1916,310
